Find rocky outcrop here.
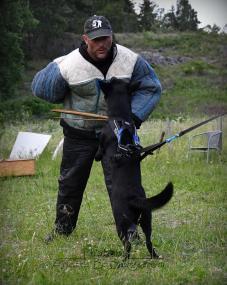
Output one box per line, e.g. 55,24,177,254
138,50,191,66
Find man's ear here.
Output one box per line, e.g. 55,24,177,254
82,34,88,45
129,81,141,94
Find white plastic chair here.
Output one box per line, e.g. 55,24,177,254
188,130,222,162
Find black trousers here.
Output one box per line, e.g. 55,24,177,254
55,134,112,235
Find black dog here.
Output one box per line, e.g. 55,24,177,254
96,78,173,260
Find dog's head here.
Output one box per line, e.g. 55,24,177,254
99,77,140,120
96,78,141,162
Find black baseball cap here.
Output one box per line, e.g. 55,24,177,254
84,15,112,40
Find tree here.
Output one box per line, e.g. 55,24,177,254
21,0,39,59
203,24,221,34
188,7,200,30
176,0,200,31
29,0,71,55
0,0,37,100
65,0,93,34
138,0,158,31
96,0,138,33
122,0,139,32
162,5,178,30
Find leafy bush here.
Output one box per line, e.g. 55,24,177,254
182,60,215,75
0,97,60,124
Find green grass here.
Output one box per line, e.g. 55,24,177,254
116,31,227,58
0,117,226,284
153,60,227,118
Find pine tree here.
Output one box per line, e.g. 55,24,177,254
163,5,178,30
188,9,200,31
122,0,139,32
123,0,135,13
176,0,200,31
65,0,92,34
30,0,71,55
138,0,158,31
96,0,138,32
0,0,37,100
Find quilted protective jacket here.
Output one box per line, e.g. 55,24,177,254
31,44,162,132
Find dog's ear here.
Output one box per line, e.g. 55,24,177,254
129,81,141,94
98,80,110,97
110,77,129,85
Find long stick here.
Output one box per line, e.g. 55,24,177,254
52,116,107,121
140,113,226,159
52,109,108,120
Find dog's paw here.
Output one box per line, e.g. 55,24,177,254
152,254,163,260
151,248,162,259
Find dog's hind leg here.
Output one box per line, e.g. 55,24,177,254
140,210,161,259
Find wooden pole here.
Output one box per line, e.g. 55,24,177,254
52,109,108,120
156,131,165,154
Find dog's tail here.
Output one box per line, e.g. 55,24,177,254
146,182,173,210
130,182,173,211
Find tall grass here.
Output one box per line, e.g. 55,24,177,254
116,31,227,58
0,117,226,284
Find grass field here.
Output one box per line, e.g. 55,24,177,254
0,117,226,284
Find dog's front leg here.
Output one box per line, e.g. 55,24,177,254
118,229,132,261
123,225,139,260
123,237,131,261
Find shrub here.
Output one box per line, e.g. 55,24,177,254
182,60,215,75
0,97,61,124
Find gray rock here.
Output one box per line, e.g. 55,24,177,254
139,50,191,66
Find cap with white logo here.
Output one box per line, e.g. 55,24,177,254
84,15,112,40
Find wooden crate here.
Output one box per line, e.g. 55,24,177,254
0,159,35,177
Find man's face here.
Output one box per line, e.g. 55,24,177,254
82,35,113,61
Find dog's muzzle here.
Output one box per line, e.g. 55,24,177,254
113,144,142,162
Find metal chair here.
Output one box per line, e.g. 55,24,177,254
188,130,222,162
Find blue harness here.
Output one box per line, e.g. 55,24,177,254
109,119,141,158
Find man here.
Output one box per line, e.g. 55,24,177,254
31,15,162,242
